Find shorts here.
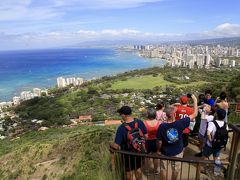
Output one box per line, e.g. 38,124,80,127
202,144,221,158
198,133,206,144
146,139,157,153
160,152,183,172
182,133,189,148
123,155,142,172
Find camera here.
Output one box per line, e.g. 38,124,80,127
187,93,192,98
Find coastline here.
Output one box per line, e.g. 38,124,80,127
0,48,166,102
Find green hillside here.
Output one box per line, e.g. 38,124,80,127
0,126,116,180
1,67,240,179
13,67,240,127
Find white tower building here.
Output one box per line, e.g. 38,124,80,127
57,77,66,88
13,96,21,105
33,88,41,97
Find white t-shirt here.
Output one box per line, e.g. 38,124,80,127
206,120,225,147
199,114,214,136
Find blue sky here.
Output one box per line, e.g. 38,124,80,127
0,0,240,50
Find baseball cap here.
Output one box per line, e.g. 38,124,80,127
180,96,188,104
117,106,132,115
216,109,226,120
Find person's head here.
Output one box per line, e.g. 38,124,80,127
117,106,132,120
216,108,226,120
219,92,227,100
204,104,211,113
204,105,215,115
205,90,212,100
164,105,176,121
147,108,157,120
156,101,164,110
180,96,188,105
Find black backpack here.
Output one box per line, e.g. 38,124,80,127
212,121,228,149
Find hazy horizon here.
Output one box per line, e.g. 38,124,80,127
1,0,240,50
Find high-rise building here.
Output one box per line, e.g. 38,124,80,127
237,49,240,57
196,54,204,67
215,58,222,67
66,77,76,86
222,59,229,66
205,54,211,65
205,46,208,54
74,78,84,86
230,60,236,67
33,88,41,97
13,96,21,105
57,77,66,88
20,91,34,101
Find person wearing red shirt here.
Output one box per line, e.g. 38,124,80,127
144,108,161,174
174,96,194,151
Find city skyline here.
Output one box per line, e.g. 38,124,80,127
1,0,240,50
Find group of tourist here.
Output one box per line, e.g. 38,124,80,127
111,90,229,180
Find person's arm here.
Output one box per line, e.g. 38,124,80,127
207,130,212,141
200,108,206,119
139,120,148,140
111,126,123,151
189,94,198,121
201,105,211,120
157,140,162,155
206,122,214,142
198,104,204,109
156,126,162,154
110,143,120,150
110,143,120,171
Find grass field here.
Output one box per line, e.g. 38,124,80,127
111,75,208,90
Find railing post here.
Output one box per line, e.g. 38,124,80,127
195,163,200,180
227,130,240,180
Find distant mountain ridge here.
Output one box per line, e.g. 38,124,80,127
70,36,240,47
184,36,240,46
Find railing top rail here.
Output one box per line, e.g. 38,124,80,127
110,148,229,165
229,124,240,134
229,102,239,105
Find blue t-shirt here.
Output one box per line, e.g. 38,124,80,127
204,98,215,106
114,119,147,150
157,117,190,156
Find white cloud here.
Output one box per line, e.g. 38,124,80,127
0,0,164,21
212,23,240,36
1,23,240,50
0,28,178,50
190,23,240,39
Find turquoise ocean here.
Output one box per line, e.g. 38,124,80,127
0,48,165,101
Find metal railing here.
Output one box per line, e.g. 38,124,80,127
110,149,229,180
110,124,240,180
227,124,240,180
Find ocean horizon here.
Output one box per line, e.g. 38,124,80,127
0,48,165,101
